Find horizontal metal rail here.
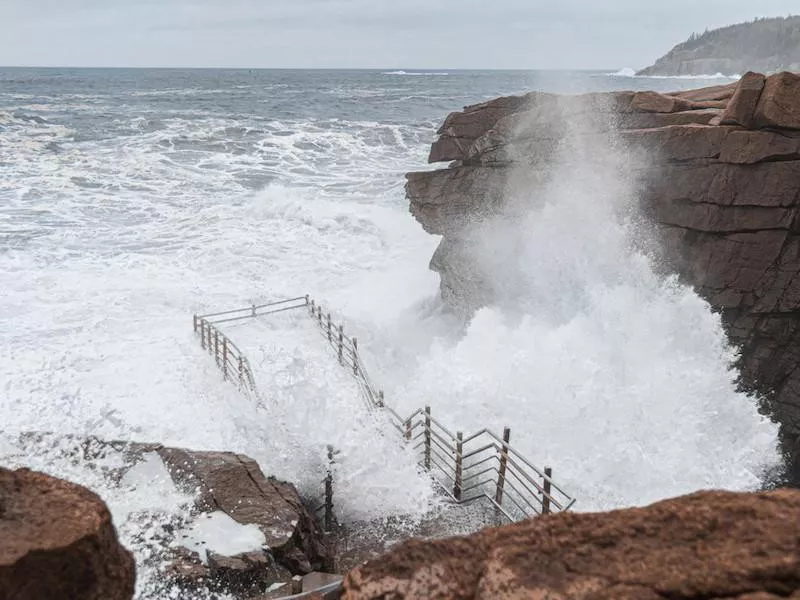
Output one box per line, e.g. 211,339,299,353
192,295,577,523
198,297,308,321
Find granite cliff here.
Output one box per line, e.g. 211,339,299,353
406,72,800,483
638,16,800,76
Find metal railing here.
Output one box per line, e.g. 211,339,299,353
307,445,337,532
192,295,576,521
401,410,574,519
306,297,576,519
192,297,309,395
193,314,257,394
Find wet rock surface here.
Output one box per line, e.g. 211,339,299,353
406,72,800,481
129,444,333,597
154,447,331,575
0,466,136,600
342,489,800,600
8,434,335,599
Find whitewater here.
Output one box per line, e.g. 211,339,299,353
0,68,780,597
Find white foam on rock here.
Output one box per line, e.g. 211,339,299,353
176,511,267,563
114,452,194,520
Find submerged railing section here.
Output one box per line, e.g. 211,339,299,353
193,314,257,395
192,295,576,521
193,297,308,395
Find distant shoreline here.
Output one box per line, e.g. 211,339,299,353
638,15,800,76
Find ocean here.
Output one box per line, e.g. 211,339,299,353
0,68,780,597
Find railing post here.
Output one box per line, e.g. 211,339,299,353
338,325,344,364
193,314,198,332
200,321,206,350
251,303,256,317
214,330,220,364
318,306,323,326
310,299,315,316
377,390,384,408
404,418,412,441
222,338,228,380
305,294,309,306
424,405,431,471
495,427,511,506
327,313,332,342
542,466,552,515
238,356,244,386
325,445,334,532
352,338,358,375
454,431,463,501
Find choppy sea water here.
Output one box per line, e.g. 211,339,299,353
0,68,779,597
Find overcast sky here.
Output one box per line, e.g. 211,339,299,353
3,0,798,69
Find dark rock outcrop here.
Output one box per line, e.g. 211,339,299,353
428,94,544,163
405,73,800,482
155,447,330,576
342,489,800,599
119,443,333,597
0,467,135,600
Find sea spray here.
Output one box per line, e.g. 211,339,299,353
360,93,780,510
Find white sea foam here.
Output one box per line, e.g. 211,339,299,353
178,512,267,563
609,68,740,80
383,70,451,76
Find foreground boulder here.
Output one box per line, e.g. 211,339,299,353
343,489,800,599
0,467,135,600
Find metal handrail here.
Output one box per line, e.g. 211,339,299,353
305,296,576,519
191,295,577,522
192,315,257,395
198,297,308,320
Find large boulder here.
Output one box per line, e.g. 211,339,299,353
155,447,331,576
0,467,135,600
754,72,800,130
342,489,800,600
720,71,766,127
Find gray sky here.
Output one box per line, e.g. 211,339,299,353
2,0,798,69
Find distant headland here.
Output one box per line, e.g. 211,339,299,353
638,16,800,76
